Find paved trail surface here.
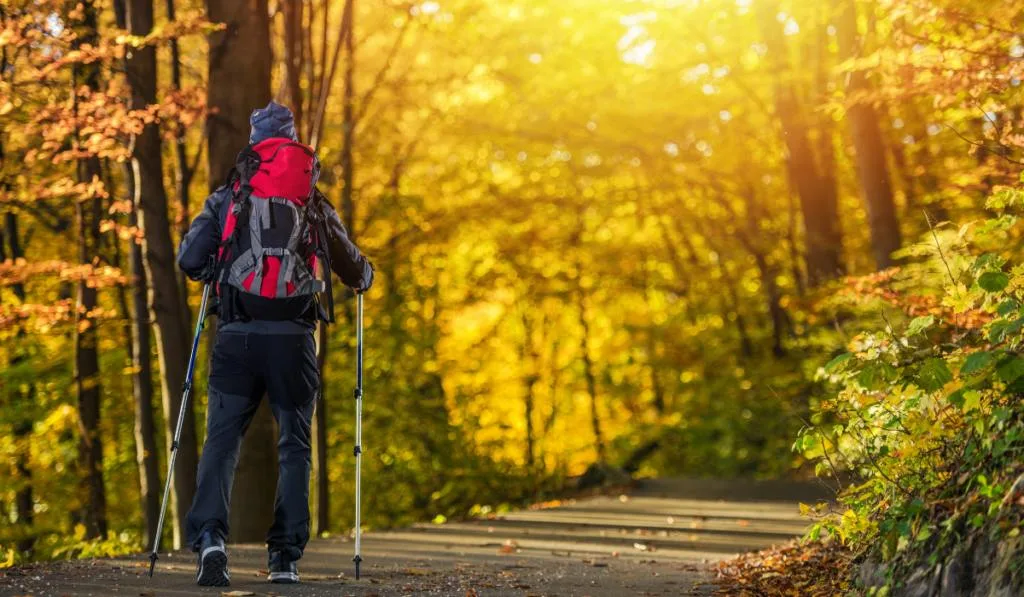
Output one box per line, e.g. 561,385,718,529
1,479,828,597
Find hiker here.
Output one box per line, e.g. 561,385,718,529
176,101,373,587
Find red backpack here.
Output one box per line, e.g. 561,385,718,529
216,138,334,323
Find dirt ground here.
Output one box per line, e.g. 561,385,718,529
1,478,829,597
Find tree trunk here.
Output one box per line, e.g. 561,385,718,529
740,189,788,357
127,164,161,548
4,212,35,556
577,289,605,462
165,0,193,326
834,0,902,269
314,323,330,536
112,0,161,550
752,249,786,357
340,0,356,230
720,265,755,359
207,0,277,542
127,0,197,548
72,0,107,540
786,190,806,297
757,1,843,285
519,310,539,468
283,0,304,135
288,0,329,534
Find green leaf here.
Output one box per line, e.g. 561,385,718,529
988,317,1024,343
857,363,879,389
962,390,982,412
947,389,965,408
917,358,953,392
996,357,1024,384
960,352,994,376
978,271,1009,292
906,315,935,337
997,299,1019,317
824,352,853,373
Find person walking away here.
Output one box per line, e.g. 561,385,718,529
177,101,373,586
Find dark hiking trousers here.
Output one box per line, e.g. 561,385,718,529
185,327,319,561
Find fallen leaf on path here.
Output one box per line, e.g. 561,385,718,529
499,539,519,554
714,540,852,596
465,589,479,597
634,542,656,552
221,592,255,597
736,519,751,527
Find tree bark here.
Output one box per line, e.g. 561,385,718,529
577,288,606,462
340,0,356,230
4,212,35,556
834,0,902,269
287,0,329,534
127,165,161,549
126,0,197,548
207,0,277,542
112,0,161,550
519,310,539,468
739,188,788,357
314,323,330,536
72,0,107,539
165,0,193,326
283,0,305,135
757,1,844,285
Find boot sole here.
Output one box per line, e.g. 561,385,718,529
268,571,300,584
197,547,230,587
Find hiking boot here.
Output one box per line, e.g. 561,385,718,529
195,531,230,587
267,550,299,584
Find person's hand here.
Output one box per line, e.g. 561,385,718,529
197,255,219,283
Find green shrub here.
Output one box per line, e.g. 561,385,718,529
798,183,1024,585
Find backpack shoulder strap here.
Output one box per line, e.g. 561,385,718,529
308,188,335,323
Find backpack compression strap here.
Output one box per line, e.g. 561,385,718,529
309,189,336,323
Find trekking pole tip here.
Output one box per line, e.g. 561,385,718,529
147,552,158,577
353,555,362,580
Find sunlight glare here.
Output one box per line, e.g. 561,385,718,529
412,1,440,16
622,40,656,66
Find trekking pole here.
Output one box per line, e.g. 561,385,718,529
353,292,364,579
148,283,212,578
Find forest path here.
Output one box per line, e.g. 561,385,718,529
1,478,829,597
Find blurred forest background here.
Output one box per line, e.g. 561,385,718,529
1,0,1022,572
